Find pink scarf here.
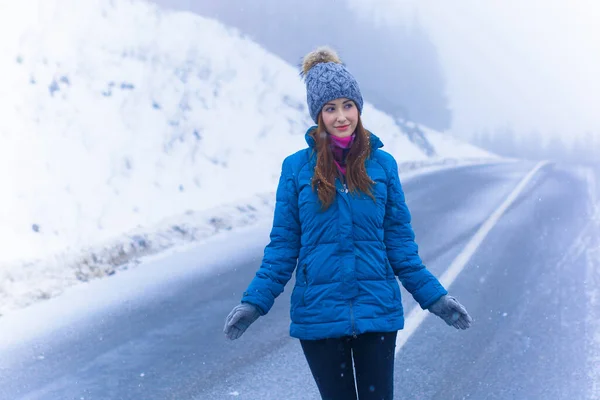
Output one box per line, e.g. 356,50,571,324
330,133,355,176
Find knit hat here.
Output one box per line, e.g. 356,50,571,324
301,47,363,123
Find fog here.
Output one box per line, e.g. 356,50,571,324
152,0,599,160
355,0,600,143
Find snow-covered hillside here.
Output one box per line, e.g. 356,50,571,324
0,0,498,315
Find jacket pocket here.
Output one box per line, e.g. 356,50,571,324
302,263,308,283
386,277,399,302
385,258,396,280
301,263,308,305
290,285,306,321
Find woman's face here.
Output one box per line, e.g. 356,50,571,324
321,98,358,138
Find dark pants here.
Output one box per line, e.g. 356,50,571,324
300,331,397,400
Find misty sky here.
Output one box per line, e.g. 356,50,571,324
349,0,600,142
149,0,599,143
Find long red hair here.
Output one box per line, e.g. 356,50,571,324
310,114,375,210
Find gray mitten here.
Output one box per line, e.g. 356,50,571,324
428,295,473,330
224,302,261,340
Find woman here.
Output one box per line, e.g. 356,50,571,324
224,47,472,400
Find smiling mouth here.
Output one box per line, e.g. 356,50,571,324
336,125,350,130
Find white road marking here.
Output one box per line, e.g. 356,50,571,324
396,161,549,353
584,167,600,398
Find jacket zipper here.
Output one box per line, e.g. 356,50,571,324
338,178,354,337
337,181,350,206
349,300,357,338
336,176,355,337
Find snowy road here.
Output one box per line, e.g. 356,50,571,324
1,161,599,400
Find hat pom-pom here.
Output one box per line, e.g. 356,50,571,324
301,46,342,77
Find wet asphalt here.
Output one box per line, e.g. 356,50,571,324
0,161,598,400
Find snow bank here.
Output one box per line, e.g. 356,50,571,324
0,0,499,316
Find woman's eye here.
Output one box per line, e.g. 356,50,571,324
325,107,335,112
344,103,353,109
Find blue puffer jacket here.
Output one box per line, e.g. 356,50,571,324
242,128,448,340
